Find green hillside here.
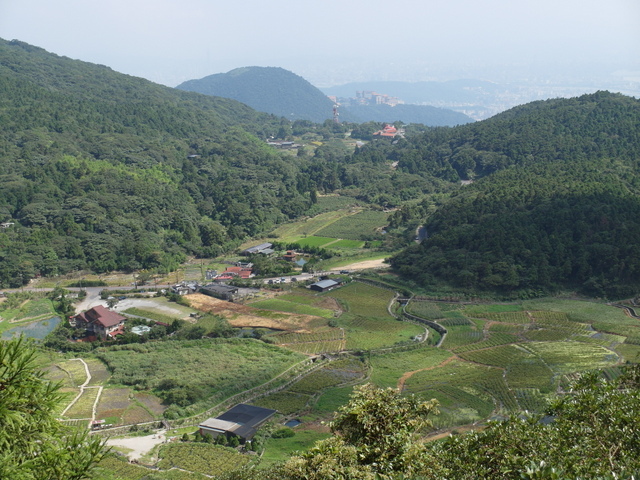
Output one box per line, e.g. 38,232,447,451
0,40,316,286
342,103,473,126
386,92,640,297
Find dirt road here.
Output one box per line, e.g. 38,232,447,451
331,258,388,271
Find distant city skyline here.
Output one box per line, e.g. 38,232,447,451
1,0,638,91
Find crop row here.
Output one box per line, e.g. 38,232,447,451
65,387,100,419
253,392,311,415
157,443,249,476
285,340,346,355
458,344,531,368
452,332,518,354
480,311,531,324
97,455,150,480
274,330,344,344
315,210,389,240
440,326,483,349
513,388,549,413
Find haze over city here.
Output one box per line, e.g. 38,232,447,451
1,0,638,91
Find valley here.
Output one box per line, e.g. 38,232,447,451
1,38,640,479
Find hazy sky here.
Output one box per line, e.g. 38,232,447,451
1,0,638,87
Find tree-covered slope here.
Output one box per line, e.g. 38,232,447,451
384,91,640,181
391,160,640,297
0,40,315,286
341,103,473,127
386,92,640,297
177,66,358,123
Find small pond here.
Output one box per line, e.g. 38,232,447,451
2,316,61,341
284,419,301,428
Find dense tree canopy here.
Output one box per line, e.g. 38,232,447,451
391,159,640,297
0,337,105,479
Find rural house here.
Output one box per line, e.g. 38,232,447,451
70,305,126,340
199,404,276,443
199,283,239,301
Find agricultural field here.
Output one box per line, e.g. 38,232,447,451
326,238,366,249
403,358,509,427
0,296,57,323
255,357,367,414
254,357,367,465
270,208,356,242
260,428,331,468
157,443,250,476
292,236,339,248
248,298,335,319
269,328,346,355
66,390,101,420
96,445,239,480
95,339,304,407
380,298,635,429
368,347,454,389
327,282,423,350
315,210,389,241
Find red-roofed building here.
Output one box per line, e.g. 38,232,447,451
70,305,126,340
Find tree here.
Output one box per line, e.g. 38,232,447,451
270,383,441,479
0,337,106,479
433,366,640,479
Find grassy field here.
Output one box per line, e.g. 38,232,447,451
260,428,331,468
270,209,356,242
248,298,335,318
315,210,389,241
96,339,305,410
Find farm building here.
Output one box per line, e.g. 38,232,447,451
309,279,340,292
241,243,273,256
199,404,276,442
199,283,239,301
70,305,126,340
171,281,199,295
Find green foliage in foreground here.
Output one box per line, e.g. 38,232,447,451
239,367,640,480
0,337,106,480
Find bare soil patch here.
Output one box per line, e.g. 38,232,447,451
106,431,168,461
314,296,341,312
123,405,155,424
188,293,319,332
334,258,388,271
135,393,166,416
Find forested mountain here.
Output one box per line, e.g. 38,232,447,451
0,39,451,288
0,40,317,286
384,92,640,297
176,66,358,123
